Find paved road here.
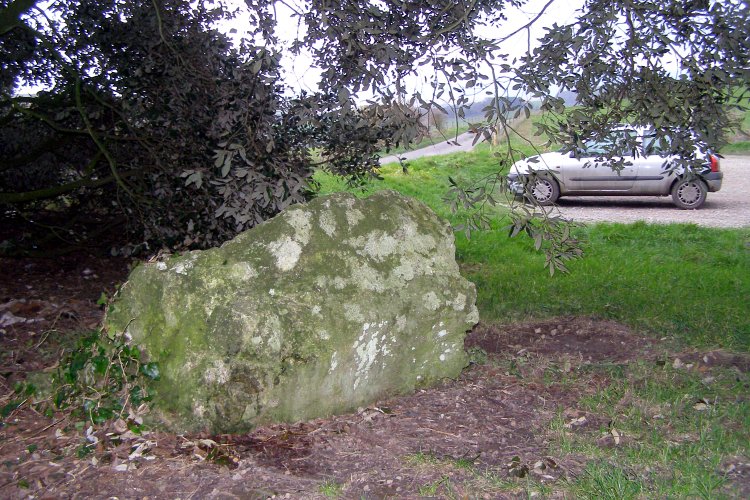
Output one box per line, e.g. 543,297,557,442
551,155,750,228
379,132,481,165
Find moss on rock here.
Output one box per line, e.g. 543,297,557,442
105,190,478,433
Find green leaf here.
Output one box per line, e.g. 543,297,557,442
130,385,144,406
141,363,160,380
185,172,203,189
1,400,22,418
92,355,109,375
534,233,543,251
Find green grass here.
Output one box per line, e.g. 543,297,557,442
722,100,750,154
401,451,553,498
318,479,343,498
461,222,750,349
396,357,749,497
552,359,749,498
573,462,645,499
721,141,750,154
316,142,512,219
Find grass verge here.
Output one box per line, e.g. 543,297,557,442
461,222,750,349
556,359,749,498
395,353,749,498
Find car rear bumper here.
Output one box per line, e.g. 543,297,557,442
704,172,723,192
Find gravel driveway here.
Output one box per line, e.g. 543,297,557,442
553,155,750,228
385,134,749,228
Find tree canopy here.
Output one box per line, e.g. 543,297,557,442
1,0,748,258
1,0,407,254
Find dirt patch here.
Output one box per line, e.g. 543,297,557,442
0,314,644,498
1,253,748,498
467,317,654,364
673,349,750,374
2,363,588,498
0,254,131,383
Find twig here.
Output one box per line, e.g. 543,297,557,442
34,314,61,349
28,417,67,438
417,427,461,438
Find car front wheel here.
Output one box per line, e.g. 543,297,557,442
528,177,560,206
671,178,707,209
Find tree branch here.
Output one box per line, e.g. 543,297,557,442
0,170,131,205
74,78,137,200
496,0,558,45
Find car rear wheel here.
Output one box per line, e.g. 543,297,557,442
671,178,707,209
529,177,560,206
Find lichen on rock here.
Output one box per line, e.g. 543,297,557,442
105,190,478,433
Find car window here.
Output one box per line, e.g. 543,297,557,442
583,130,636,157
642,132,672,155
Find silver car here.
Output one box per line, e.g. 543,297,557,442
508,129,723,209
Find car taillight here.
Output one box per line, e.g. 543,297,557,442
709,154,720,172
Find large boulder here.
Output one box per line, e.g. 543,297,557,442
106,190,478,433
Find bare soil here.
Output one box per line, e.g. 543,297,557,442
1,254,749,499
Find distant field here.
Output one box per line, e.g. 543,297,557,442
722,107,750,154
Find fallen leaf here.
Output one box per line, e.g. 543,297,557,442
198,439,218,448
0,311,27,327
611,428,621,445
85,426,99,444
564,416,587,429
129,440,156,460
112,419,128,434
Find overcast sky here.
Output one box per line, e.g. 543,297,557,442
19,1,584,98
220,0,585,96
